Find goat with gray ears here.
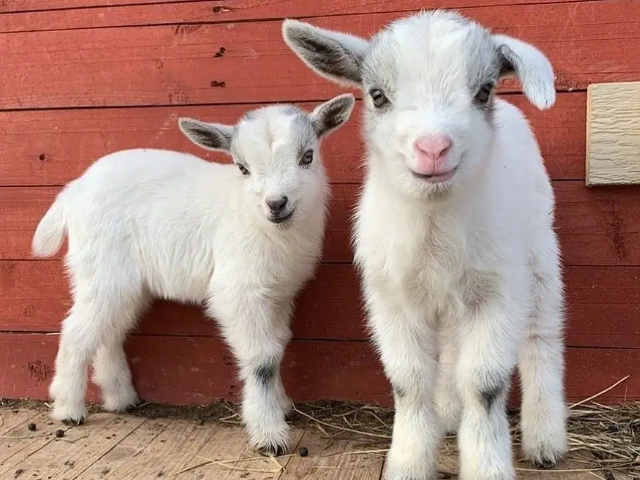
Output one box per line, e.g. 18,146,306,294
31,94,355,456
284,11,567,480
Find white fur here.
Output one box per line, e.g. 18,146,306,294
284,10,567,480
32,96,355,456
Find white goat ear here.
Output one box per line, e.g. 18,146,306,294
282,19,369,87
178,118,235,152
310,93,356,138
493,34,556,110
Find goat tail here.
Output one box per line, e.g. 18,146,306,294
32,192,67,258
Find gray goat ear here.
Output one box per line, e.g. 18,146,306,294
178,118,235,152
493,34,556,110
310,94,356,138
282,19,369,87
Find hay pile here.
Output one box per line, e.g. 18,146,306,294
286,377,639,478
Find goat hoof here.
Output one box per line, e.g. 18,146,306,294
61,416,85,426
531,457,559,470
257,442,287,457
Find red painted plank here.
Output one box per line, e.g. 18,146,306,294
0,0,195,14
0,0,592,33
4,182,640,266
2,260,640,349
0,1,638,109
0,184,354,264
0,93,584,186
0,333,637,405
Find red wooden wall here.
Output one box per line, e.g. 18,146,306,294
0,0,639,406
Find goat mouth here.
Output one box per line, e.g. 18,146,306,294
269,210,295,224
410,167,457,183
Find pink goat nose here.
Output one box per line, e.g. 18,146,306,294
413,134,452,175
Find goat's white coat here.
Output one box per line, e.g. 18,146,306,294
283,10,567,480
32,97,355,455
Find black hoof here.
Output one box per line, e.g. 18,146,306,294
530,455,560,470
114,400,142,414
257,443,287,457
61,416,85,426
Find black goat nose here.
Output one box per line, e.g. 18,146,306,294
267,196,288,214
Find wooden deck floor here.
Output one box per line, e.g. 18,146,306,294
0,404,632,480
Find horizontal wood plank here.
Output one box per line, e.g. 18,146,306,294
0,333,637,405
2,260,639,349
586,81,640,186
0,184,354,264
4,181,640,266
0,93,585,186
0,0,591,32
1,1,638,109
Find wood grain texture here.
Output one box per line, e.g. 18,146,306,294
1,1,638,109
280,432,386,480
0,184,354,264
0,333,637,405
2,260,640,349
0,0,590,33
587,81,640,186
4,181,640,265
79,419,218,479
0,93,584,186
3,414,148,480
186,426,305,480
0,411,58,473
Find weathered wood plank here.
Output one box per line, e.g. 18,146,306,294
0,1,638,109
0,411,56,473
1,261,640,349
4,182,640,266
73,418,175,480
0,93,584,186
0,0,597,20
4,413,147,480
76,419,217,479
0,333,638,405
279,430,386,480
181,426,304,480
1,0,597,33
0,184,354,264
0,408,42,437
587,81,640,186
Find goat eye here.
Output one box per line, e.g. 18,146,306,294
299,149,314,166
237,164,250,176
475,83,494,104
370,88,389,109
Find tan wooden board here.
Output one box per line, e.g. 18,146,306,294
0,411,57,475
0,412,146,480
0,407,632,480
74,417,167,479
587,81,640,186
280,430,386,480
0,408,43,436
178,425,305,480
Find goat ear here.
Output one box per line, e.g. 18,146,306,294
493,34,556,110
282,19,369,87
310,93,356,138
178,118,235,152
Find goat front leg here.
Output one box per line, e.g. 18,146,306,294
435,322,462,435
368,293,441,480
456,303,525,480
209,286,293,456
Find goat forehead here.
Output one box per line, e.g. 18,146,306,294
365,12,497,94
236,109,316,165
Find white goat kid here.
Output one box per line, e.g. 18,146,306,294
283,11,567,480
31,95,355,456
